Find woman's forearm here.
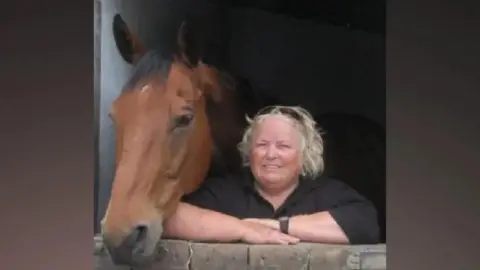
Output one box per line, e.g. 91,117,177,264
243,212,349,244
288,212,349,244
162,202,246,242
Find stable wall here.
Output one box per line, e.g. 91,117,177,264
94,236,387,270
227,8,385,125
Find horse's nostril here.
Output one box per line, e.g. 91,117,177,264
134,225,148,243
131,224,149,255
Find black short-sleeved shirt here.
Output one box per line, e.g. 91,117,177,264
181,168,380,244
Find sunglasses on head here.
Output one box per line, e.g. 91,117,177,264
256,106,303,122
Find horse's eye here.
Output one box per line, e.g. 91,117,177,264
173,114,193,129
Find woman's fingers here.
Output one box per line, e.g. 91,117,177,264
269,229,299,244
241,220,300,245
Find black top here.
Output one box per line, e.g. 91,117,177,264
181,168,380,244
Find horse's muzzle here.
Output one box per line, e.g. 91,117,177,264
103,224,163,267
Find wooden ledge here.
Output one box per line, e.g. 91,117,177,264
94,235,386,270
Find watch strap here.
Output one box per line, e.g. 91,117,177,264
278,216,289,234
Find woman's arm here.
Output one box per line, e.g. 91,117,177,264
163,175,247,242
243,182,380,244
163,202,300,245
287,211,350,243
244,203,377,244
243,211,348,244
163,202,246,242
162,175,300,243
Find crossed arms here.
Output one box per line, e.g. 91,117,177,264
163,198,379,245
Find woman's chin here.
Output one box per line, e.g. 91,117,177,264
258,174,286,186
259,170,280,179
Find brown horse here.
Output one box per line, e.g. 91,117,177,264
100,22,245,266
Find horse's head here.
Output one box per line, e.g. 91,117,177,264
100,22,227,266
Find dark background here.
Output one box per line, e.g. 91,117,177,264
0,1,479,270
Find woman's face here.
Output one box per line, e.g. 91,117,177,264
250,115,303,191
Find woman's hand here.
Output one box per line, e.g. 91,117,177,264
239,220,299,245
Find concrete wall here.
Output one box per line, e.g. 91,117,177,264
94,235,387,270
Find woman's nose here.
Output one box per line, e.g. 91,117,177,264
265,146,277,159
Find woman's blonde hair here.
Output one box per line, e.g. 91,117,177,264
237,105,324,179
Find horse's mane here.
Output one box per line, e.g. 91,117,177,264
121,50,172,93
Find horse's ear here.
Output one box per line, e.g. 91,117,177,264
196,61,235,103
130,32,147,64
175,21,194,67
112,14,146,65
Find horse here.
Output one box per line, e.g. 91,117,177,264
100,21,247,266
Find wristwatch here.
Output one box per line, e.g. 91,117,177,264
278,216,290,234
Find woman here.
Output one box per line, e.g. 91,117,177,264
163,105,380,245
